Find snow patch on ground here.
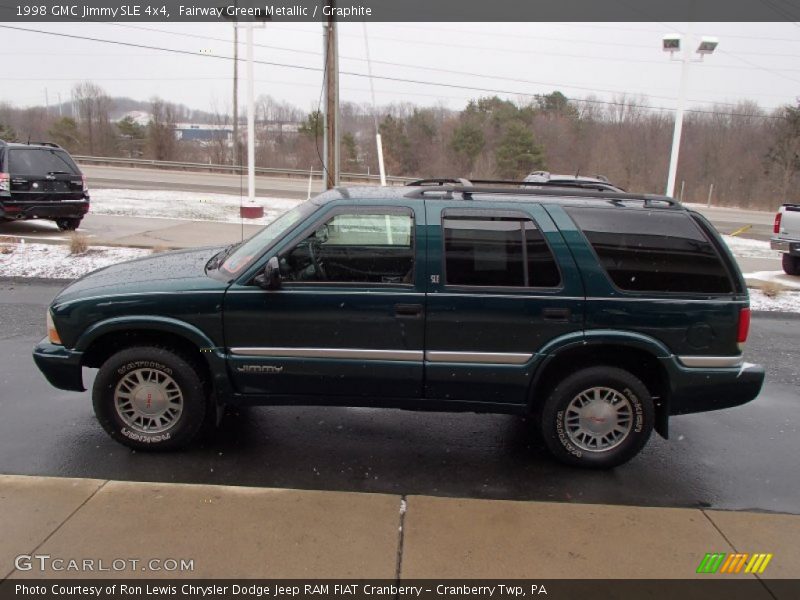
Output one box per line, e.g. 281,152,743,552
0,241,149,279
90,188,301,224
749,289,800,313
721,235,775,260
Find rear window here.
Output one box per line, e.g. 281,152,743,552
8,148,80,175
566,207,733,294
443,215,561,288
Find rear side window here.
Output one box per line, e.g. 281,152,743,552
444,215,561,288
566,207,733,294
8,149,79,175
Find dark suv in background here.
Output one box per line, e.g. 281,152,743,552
0,140,89,231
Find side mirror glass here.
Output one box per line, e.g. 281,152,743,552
254,256,281,290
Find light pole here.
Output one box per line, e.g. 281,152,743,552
663,30,718,198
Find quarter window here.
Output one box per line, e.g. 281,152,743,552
281,211,414,284
566,207,733,294
443,216,561,288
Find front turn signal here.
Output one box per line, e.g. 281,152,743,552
47,310,62,345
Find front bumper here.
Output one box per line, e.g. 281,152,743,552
32,339,85,392
771,237,800,256
662,357,765,416
0,200,90,220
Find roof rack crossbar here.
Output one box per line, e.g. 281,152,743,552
406,177,473,187
25,141,61,148
404,184,680,207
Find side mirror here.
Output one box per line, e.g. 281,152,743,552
254,256,281,290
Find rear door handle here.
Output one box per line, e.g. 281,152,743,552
395,303,423,318
542,307,571,322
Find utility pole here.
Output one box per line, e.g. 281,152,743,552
323,5,339,189
232,24,239,168
245,21,255,203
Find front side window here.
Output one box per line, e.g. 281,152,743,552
566,207,734,294
443,215,561,288
281,210,414,284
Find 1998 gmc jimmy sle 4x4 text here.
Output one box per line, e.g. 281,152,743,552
33,180,765,468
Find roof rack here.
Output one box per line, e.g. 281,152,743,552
25,141,62,148
406,178,473,187
404,183,681,208
407,177,622,192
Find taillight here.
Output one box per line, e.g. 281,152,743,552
737,307,751,347
774,212,782,234
0,173,9,192
81,174,88,192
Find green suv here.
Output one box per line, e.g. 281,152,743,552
33,181,764,468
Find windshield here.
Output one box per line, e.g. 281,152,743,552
218,201,318,278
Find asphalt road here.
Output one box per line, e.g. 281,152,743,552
1,280,798,513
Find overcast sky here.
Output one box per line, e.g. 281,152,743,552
1,21,798,117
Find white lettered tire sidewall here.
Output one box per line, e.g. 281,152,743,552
92,346,207,451
540,366,654,469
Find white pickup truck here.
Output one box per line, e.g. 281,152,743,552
772,204,800,275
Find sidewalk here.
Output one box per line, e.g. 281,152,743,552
1,474,798,587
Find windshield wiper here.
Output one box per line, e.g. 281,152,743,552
47,170,73,175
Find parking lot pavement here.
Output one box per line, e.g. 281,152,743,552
1,474,798,590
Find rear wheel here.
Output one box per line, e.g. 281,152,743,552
56,218,81,231
92,346,208,451
783,253,800,276
539,366,654,469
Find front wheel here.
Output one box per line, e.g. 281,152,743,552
783,253,800,276
539,366,654,469
92,346,208,451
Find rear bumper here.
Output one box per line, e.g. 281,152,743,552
662,356,765,415
0,199,90,220
771,237,800,256
32,339,85,392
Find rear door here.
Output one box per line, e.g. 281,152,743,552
8,147,84,202
423,200,584,407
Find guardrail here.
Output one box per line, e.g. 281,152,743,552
73,155,415,186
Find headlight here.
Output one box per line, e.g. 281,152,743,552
46,310,62,345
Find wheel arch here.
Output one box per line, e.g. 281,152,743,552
77,316,229,402
529,331,672,439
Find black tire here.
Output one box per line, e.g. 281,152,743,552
56,218,81,231
783,253,800,276
539,366,654,469
92,346,208,451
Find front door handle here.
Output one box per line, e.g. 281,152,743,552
395,303,423,318
542,307,571,322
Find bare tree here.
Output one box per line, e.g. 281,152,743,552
73,82,116,155
147,97,178,161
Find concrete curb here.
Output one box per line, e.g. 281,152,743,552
1,474,798,584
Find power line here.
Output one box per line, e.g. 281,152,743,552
0,24,788,120
95,22,797,107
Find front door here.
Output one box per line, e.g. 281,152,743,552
223,203,426,401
